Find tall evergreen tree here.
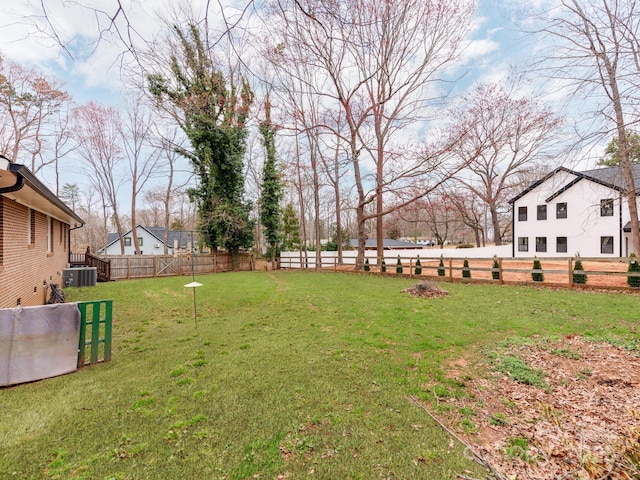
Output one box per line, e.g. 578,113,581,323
281,203,301,251
259,97,283,263
147,24,254,269
599,132,640,166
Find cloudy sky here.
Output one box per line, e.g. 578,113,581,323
0,0,602,198
0,0,532,106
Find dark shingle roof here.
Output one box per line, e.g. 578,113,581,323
580,164,640,191
510,164,640,204
104,225,194,249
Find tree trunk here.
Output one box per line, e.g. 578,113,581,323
490,204,502,246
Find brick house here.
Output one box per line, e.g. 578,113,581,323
0,155,83,308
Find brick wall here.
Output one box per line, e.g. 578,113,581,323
0,197,70,308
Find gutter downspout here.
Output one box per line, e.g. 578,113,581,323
0,173,25,194
620,192,623,258
69,224,84,265
511,205,515,258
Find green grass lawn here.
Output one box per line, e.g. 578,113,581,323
1,271,638,479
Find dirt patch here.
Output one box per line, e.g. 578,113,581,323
419,336,640,479
401,281,449,298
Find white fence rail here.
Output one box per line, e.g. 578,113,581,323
280,245,512,269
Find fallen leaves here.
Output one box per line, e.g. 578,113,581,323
425,336,640,479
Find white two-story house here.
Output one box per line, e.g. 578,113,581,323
510,164,640,258
100,225,195,256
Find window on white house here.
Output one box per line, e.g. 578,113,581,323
537,205,547,220
601,236,614,254
138,237,143,246
518,237,528,252
518,206,527,221
124,237,131,246
536,237,547,252
556,202,567,219
600,199,614,216
556,237,567,253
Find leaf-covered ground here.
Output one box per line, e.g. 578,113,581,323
426,336,640,479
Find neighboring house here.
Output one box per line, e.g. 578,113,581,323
348,238,424,250
510,164,640,258
100,225,195,255
0,155,84,308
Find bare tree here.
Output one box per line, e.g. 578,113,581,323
73,101,126,254
447,189,486,247
450,81,561,245
422,193,456,248
535,0,640,254
317,112,350,264
51,102,80,195
119,98,161,254
267,0,476,269
151,126,193,254
0,54,71,173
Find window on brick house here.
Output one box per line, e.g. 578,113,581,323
0,198,3,265
27,208,35,244
47,217,53,253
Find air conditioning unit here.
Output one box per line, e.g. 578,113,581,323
62,267,97,287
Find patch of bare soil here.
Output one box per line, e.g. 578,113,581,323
422,336,640,479
402,282,449,298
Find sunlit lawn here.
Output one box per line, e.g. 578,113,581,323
1,271,637,479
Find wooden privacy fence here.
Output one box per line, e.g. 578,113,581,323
280,255,640,290
104,253,254,280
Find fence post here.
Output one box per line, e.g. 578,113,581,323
448,258,453,281
409,258,414,279
499,258,504,284
334,257,337,272
568,257,574,289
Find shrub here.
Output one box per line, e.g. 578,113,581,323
437,255,445,277
414,255,422,275
572,256,587,284
364,258,370,272
492,255,500,280
628,253,640,288
462,258,471,278
381,258,386,273
532,258,544,282
396,255,403,274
